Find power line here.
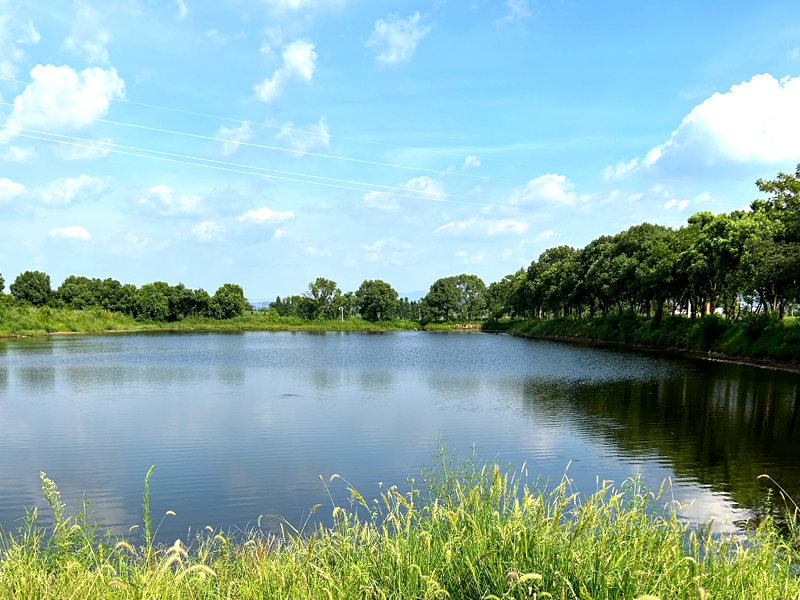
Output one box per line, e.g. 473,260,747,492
10,131,486,206
0,100,501,181
4,125,485,203
0,74,525,168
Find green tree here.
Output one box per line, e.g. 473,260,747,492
0,270,4,294
356,279,398,321
455,274,487,320
424,277,460,321
10,270,52,307
304,277,341,320
213,283,246,319
134,283,170,321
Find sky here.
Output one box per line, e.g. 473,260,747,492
1,0,799,300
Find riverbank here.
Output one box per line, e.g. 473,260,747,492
484,314,800,365
0,306,420,337
2,458,798,600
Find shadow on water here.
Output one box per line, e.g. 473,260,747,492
517,358,800,521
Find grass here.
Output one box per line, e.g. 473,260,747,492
0,306,420,337
485,314,800,364
1,448,798,599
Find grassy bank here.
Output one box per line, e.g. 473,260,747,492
1,453,798,600
485,314,800,364
0,306,420,337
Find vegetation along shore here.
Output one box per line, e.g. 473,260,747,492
2,166,799,365
1,450,798,600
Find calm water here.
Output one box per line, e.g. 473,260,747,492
0,331,798,541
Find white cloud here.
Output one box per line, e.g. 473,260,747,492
112,232,153,257
138,184,202,215
239,205,294,224
63,3,112,64
487,218,529,235
254,39,316,102
176,0,188,19
644,73,800,169
695,191,711,203
192,221,225,242
216,122,252,156
35,174,107,206
1,65,125,142
0,177,26,203
663,199,690,211
509,173,577,205
275,118,330,154
0,12,40,79
49,225,90,240
2,146,35,162
62,138,112,160
367,12,430,65
602,158,639,181
540,230,555,239
462,155,480,171
435,221,455,233
364,175,444,211
362,237,412,263
496,0,532,26
456,249,487,265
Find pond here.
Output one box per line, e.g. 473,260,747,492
0,330,798,541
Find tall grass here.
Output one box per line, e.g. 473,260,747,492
1,449,798,599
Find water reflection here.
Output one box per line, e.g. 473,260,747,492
0,332,797,542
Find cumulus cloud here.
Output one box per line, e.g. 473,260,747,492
496,0,532,26
2,146,35,162
0,12,40,79
367,12,430,65
609,73,800,177
509,173,577,205
239,205,294,224
275,118,330,154
1,65,125,142
176,0,188,19
364,175,444,211
254,39,316,102
462,155,480,171
0,177,26,203
35,174,107,206
49,225,90,240
63,2,112,64
192,221,225,242
138,184,202,215
602,158,639,181
216,121,252,156
663,199,690,211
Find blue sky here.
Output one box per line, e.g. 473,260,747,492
1,0,799,299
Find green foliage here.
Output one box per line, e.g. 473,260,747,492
10,270,51,307
1,452,798,599
424,276,460,320
213,283,246,319
134,282,171,321
355,279,398,321
0,270,4,294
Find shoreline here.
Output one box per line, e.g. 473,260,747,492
4,321,800,375
486,329,800,375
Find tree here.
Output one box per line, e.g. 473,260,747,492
356,279,398,321
213,283,246,319
304,277,341,320
10,271,51,307
0,270,4,294
455,274,487,320
424,277,460,321
134,283,170,321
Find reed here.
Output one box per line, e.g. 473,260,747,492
1,449,798,599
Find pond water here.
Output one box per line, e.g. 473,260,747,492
0,330,798,542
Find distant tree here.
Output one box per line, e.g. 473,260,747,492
10,271,51,307
134,283,170,321
193,288,214,317
424,277,460,321
304,277,341,319
213,283,246,319
0,270,4,294
455,274,487,320
356,279,398,321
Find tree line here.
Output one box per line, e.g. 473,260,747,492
2,166,798,324
0,272,247,322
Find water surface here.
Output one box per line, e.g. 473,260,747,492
0,331,797,541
